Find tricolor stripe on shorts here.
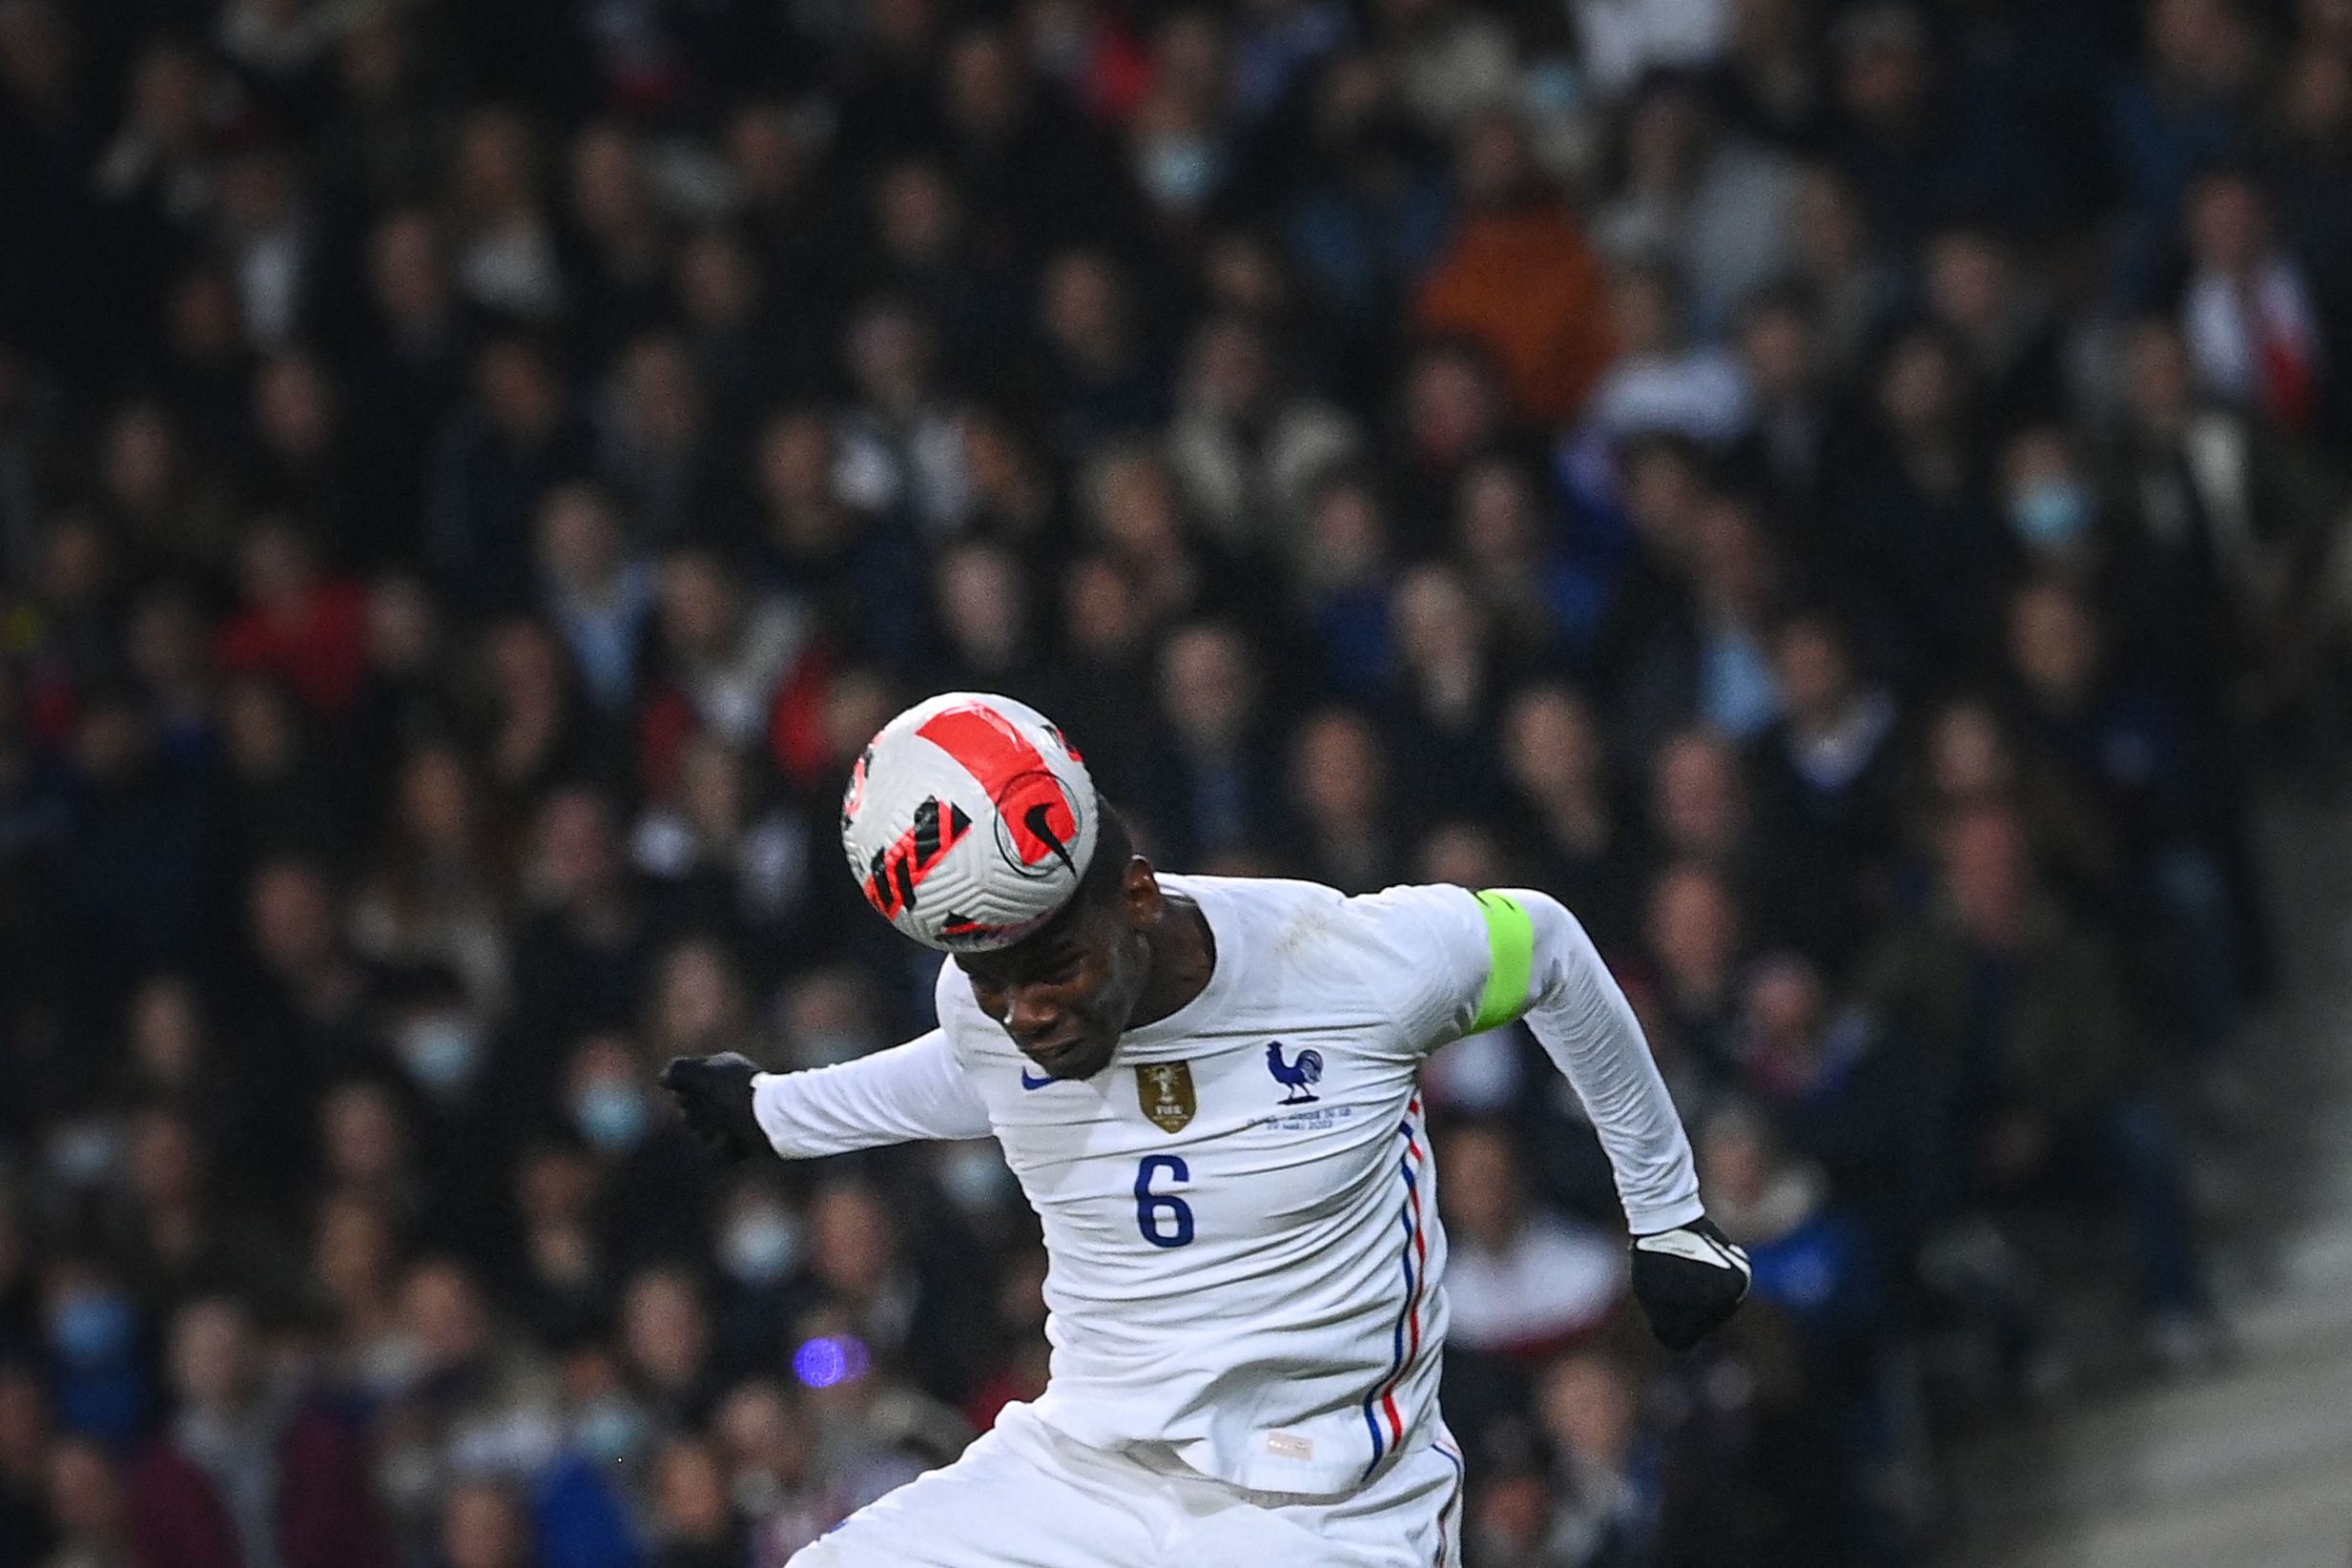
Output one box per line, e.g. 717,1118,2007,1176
1360,1092,1431,1477
1433,1437,1466,1567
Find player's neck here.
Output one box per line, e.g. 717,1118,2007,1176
1126,892,1216,1031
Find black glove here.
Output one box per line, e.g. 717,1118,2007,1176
1630,1217,1752,1351
658,1052,768,1166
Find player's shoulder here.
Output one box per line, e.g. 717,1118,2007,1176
1341,879,1490,934
1180,874,1488,984
1336,881,1498,988
1163,872,1347,935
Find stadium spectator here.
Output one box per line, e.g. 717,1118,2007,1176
1286,704,1402,894
1417,113,1614,424
1525,1346,1661,1568
712,1380,830,1568
0,1376,46,1564
1439,1122,1626,1363
127,1294,393,1568
37,1435,133,1568
435,1477,547,1568
1862,802,2216,1356
1166,311,1362,551
1500,681,1641,959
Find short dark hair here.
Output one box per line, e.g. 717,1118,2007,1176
1073,800,1136,913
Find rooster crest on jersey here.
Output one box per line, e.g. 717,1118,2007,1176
840,692,1100,951
1267,1042,1323,1104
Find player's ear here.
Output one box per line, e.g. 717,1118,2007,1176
1118,857,1162,931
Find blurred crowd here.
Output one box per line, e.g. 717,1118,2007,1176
2,0,2349,1564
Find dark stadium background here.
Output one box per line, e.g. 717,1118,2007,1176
2,0,2347,1564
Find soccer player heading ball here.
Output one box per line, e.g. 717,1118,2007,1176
661,692,1749,1565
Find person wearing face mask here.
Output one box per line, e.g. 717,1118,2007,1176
565,1035,716,1279
713,1179,814,1379
929,1141,1021,1241
568,1035,657,1156
1134,122,1227,217
561,1343,655,1475
392,1002,488,1102
42,1261,152,1447
1998,424,2105,579
370,966,518,1265
720,1195,804,1292
1127,13,1242,225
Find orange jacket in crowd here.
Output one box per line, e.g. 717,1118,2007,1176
1416,199,1616,426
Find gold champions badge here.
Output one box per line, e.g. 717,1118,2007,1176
1136,1062,1196,1134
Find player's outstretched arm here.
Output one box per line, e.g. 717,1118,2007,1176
1474,888,1750,1349
660,1029,990,1165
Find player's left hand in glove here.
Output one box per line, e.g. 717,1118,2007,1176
1630,1216,1752,1351
658,1052,768,1166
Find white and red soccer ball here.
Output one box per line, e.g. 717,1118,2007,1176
839,692,1099,951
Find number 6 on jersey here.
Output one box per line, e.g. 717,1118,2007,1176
1133,1154,1194,1248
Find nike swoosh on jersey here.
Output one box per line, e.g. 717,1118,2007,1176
1020,1069,1057,1090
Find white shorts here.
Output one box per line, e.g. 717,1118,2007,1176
789,1403,1466,1568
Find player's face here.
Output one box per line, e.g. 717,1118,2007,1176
954,868,1152,1081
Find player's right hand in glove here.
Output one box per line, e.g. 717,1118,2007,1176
1630,1216,1752,1351
658,1052,768,1166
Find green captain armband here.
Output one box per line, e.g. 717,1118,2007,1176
1469,889,1536,1033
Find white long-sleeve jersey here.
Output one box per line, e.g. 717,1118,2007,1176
750,876,1700,1496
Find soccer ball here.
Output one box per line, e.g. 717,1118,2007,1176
840,692,1099,951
